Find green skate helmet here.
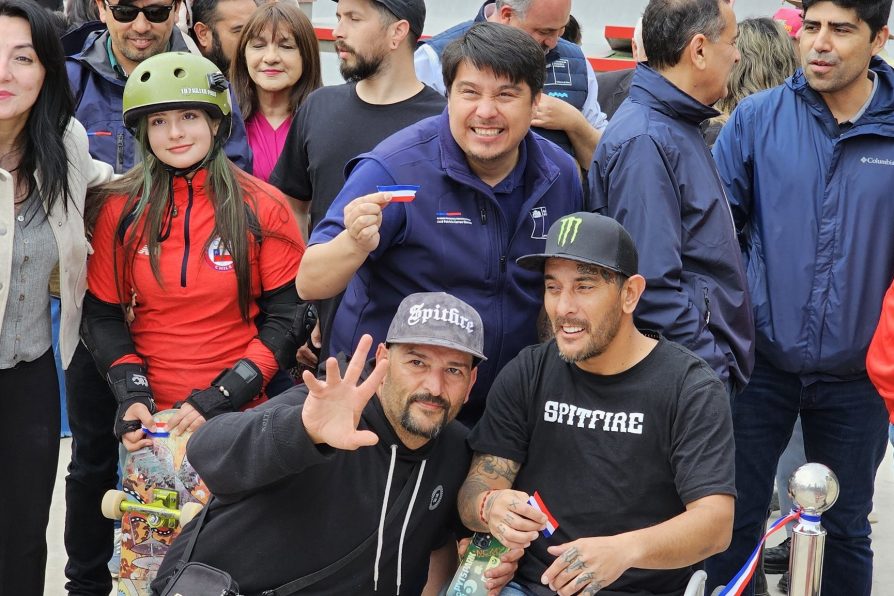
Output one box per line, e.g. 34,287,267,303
122,52,232,140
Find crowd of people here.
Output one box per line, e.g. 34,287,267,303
0,0,892,594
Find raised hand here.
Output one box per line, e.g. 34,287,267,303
300,334,387,450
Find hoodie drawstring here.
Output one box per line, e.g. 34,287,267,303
373,445,398,592
395,458,426,595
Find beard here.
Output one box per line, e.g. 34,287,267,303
336,40,385,82
400,392,451,440
554,306,622,364
205,34,230,74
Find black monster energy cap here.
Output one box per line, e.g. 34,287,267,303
517,212,638,277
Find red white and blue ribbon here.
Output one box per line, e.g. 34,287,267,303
719,510,802,595
528,491,559,538
141,421,169,438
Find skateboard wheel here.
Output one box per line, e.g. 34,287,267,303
101,490,127,520
180,502,204,525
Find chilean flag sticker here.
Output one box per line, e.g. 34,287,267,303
377,184,420,203
529,491,559,538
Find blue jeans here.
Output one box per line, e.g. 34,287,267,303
776,416,806,535
500,582,535,595
705,356,889,595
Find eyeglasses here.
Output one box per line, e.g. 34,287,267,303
104,0,175,23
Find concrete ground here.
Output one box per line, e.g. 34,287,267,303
44,439,894,595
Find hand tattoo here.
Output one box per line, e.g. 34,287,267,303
577,573,604,595
562,547,580,564
575,573,595,587
503,513,516,525
569,560,587,572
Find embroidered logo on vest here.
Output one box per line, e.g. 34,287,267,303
530,207,548,239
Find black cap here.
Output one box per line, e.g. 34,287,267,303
517,212,638,277
331,0,425,38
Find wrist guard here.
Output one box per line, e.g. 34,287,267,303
107,363,156,439
186,358,263,419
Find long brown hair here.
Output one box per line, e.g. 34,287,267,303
87,113,294,322
230,2,322,121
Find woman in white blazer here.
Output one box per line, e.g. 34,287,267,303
0,0,113,591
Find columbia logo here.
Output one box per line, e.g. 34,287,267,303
861,156,894,166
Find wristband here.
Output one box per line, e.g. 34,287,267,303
478,489,496,527
211,358,263,409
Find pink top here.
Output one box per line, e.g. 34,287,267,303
245,112,293,182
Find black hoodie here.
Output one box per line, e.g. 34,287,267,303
152,364,471,595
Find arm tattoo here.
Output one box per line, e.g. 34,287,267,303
457,476,491,529
477,453,521,484
458,453,521,529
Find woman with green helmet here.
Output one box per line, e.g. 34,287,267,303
82,52,309,451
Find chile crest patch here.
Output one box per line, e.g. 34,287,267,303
206,236,234,271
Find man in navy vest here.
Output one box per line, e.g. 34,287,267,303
415,0,606,171
297,23,584,425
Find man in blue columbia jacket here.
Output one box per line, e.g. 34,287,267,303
588,0,754,395
705,1,894,594
415,0,607,171
297,23,583,424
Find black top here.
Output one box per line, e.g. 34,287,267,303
270,82,446,232
469,337,735,596
152,362,471,595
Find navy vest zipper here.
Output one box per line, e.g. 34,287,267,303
181,179,194,287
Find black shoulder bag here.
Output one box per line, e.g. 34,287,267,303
161,461,421,596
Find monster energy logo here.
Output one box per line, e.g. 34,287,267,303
556,216,582,246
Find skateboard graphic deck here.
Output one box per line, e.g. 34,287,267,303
102,409,210,596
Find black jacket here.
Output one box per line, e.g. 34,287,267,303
152,364,471,595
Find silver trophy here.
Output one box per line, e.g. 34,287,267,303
787,463,840,596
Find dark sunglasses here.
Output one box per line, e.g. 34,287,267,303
104,0,175,23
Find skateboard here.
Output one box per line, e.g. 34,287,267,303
102,409,210,596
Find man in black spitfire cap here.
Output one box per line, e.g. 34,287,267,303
457,212,737,596
152,292,521,595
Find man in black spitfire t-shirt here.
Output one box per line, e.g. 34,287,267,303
457,212,736,596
